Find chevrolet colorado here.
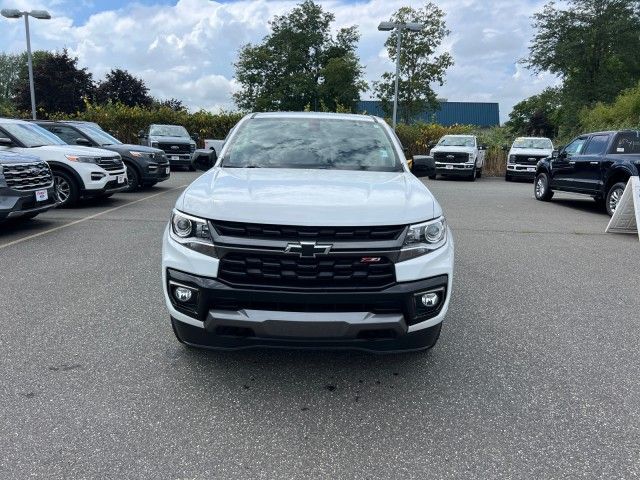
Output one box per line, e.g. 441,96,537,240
162,112,454,352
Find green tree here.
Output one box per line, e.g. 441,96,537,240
152,97,188,112
373,2,453,123
0,52,26,109
96,69,152,107
233,0,367,112
524,0,640,132
13,50,94,115
506,87,562,138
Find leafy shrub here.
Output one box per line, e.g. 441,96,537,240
579,81,640,132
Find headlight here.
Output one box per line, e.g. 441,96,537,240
400,216,447,261
129,150,151,158
467,153,475,163
169,209,217,257
65,154,99,163
508,155,516,163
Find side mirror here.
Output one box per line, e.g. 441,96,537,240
0,137,13,146
411,155,435,177
191,133,200,142
501,144,509,152
551,150,559,158
191,149,217,171
137,130,145,138
76,137,92,146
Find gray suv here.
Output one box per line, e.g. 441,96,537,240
138,124,197,170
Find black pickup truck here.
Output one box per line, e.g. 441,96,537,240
534,130,640,215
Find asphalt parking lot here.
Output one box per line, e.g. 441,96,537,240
1,172,639,479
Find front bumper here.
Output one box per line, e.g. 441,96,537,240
162,227,454,352
436,163,474,176
506,164,537,179
164,154,192,166
141,161,171,183
0,185,59,220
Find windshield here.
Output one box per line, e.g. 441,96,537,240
77,124,122,146
149,125,189,137
0,122,66,148
221,117,402,172
437,136,475,147
512,138,553,149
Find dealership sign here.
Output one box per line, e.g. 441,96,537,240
606,176,640,241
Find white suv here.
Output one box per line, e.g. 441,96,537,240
0,119,127,207
162,112,454,352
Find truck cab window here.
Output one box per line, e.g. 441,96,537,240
612,132,640,154
583,135,609,155
563,137,587,156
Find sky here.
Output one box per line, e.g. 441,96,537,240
0,0,561,122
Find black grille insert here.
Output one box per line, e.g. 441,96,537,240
218,253,396,289
3,162,53,191
513,154,547,165
212,221,405,241
98,157,124,171
213,298,402,314
433,151,470,163
158,143,191,155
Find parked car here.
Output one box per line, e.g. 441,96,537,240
0,118,127,207
505,137,554,181
0,151,58,223
534,130,640,215
162,112,454,352
36,120,170,192
139,124,196,170
430,135,486,180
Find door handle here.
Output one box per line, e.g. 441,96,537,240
569,161,575,165
589,161,599,165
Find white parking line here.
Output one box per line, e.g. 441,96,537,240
0,184,188,251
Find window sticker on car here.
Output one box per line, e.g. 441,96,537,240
617,148,625,152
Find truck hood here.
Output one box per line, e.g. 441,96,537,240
179,168,441,226
149,136,194,145
430,146,476,155
508,148,553,158
0,151,41,164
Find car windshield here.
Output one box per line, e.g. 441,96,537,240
76,124,122,146
437,136,475,147
149,125,189,137
512,138,553,149
221,117,402,172
0,122,66,147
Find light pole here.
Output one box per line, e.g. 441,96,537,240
378,21,423,129
1,8,51,120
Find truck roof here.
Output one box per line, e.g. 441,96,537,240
251,112,378,122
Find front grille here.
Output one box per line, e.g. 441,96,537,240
212,220,405,241
3,162,53,191
433,152,470,163
513,154,547,165
158,143,191,155
218,252,396,290
98,157,123,171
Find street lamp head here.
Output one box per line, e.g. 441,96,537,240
405,22,424,32
30,10,51,20
377,21,395,32
1,8,22,19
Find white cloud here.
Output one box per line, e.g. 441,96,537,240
0,0,560,121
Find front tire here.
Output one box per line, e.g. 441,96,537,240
534,172,553,201
505,173,512,182
468,166,477,182
428,174,437,180
477,168,482,179
125,163,140,192
605,181,627,216
53,170,79,208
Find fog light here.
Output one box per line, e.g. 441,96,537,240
174,286,193,302
421,292,439,308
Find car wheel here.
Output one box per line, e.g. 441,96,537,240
428,174,437,180
477,168,482,179
53,170,79,208
125,163,140,192
468,166,477,182
534,172,553,201
605,181,627,216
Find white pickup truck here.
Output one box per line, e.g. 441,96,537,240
162,112,454,353
505,137,554,181
430,135,486,181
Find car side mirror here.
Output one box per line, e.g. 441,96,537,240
501,144,509,152
479,144,487,151
191,133,200,142
411,155,435,177
76,137,92,146
191,149,216,171
138,130,145,138
551,150,559,158
0,137,13,146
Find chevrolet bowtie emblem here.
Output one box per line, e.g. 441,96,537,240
284,241,332,258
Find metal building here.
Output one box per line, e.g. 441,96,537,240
356,100,500,127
